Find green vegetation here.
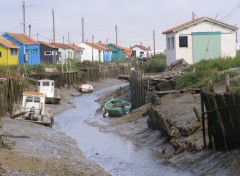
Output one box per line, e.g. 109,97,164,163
143,54,166,73
176,56,240,89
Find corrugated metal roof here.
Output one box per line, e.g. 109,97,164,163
38,41,58,49
95,43,112,51
84,42,103,50
0,37,19,49
8,33,39,45
131,45,151,51
162,16,238,34
108,43,126,50
64,43,84,50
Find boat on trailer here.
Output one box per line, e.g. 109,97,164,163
103,98,132,117
37,79,61,104
12,91,54,127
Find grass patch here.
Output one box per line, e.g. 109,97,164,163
176,56,240,89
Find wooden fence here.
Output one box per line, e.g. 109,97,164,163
201,87,240,151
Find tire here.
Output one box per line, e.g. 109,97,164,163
102,108,109,118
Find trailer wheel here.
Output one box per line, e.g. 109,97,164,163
102,108,109,118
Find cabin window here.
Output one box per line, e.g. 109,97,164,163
26,96,33,102
171,37,175,49
33,49,38,54
179,36,188,47
10,49,18,55
25,49,29,55
167,38,170,50
34,97,40,103
44,51,52,56
42,82,50,86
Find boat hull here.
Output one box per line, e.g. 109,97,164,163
45,97,61,104
103,98,131,117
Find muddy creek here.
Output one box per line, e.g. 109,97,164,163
55,84,192,176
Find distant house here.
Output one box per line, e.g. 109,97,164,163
2,33,40,65
79,42,103,62
51,43,74,63
64,43,84,62
38,41,59,64
131,44,151,59
0,37,19,66
124,48,132,60
107,44,125,60
95,42,112,62
162,16,239,65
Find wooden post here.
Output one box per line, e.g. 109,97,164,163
225,74,230,92
193,106,201,122
200,90,207,147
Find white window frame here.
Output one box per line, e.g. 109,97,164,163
44,51,52,56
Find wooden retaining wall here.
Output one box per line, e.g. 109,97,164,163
0,63,131,118
0,78,24,118
201,87,240,151
129,70,146,109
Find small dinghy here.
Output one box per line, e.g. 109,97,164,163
103,98,131,117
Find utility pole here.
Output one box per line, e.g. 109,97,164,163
82,18,84,43
192,12,196,20
37,33,39,41
153,30,156,55
92,34,94,62
115,25,118,45
68,32,70,43
106,38,108,44
52,9,56,43
22,1,26,34
29,25,31,37
63,36,65,43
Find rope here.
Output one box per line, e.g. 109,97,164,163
202,104,240,115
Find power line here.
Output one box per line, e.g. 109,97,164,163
221,1,240,21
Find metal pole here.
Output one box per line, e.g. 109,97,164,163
115,25,118,45
82,18,84,43
92,34,94,62
22,1,26,34
153,30,156,55
52,9,55,43
29,25,31,37
68,32,70,43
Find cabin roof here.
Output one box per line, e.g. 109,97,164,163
0,37,19,49
23,91,45,96
162,16,238,34
7,33,39,45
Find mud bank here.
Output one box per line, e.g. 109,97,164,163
0,78,124,176
96,80,240,176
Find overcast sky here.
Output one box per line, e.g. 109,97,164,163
0,0,239,50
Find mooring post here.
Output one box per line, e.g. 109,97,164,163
225,74,230,92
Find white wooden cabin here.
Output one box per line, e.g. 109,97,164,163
162,17,238,65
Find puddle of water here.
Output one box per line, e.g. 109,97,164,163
55,83,193,176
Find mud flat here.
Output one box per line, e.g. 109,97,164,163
0,78,124,176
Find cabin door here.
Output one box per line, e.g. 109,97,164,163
192,32,221,63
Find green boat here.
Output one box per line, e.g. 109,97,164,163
103,98,132,117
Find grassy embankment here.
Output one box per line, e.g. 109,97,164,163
142,52,240,90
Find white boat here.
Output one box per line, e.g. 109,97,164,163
37,79,61,104
78,84,94,93
12,91,54,127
